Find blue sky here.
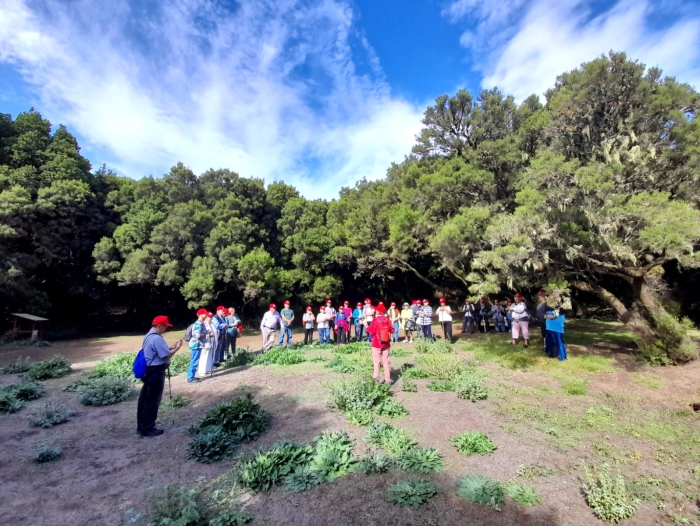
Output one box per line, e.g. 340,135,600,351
1,0,699,198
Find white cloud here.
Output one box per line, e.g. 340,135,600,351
444,0,700,100
0,0,423,199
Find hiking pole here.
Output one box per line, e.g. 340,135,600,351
167,365,174,425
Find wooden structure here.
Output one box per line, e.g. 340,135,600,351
11,313,49,341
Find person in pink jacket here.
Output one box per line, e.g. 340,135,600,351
367,302,394,384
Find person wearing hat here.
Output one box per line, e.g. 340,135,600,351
544,296,567,360
352,302,364,342
187,308,209,383
436,298,453,343
461,298,475,334
400,302,414,343
302,306,315,345
366,302,394,383
508,293,530,347
212,306,228,366
417,299,435,342
536,290,548,350
363,298,376,343
343,300,353,336
491,301,506,333
225,307,242,358
325,299,337,343
476,296,492,333
260,304,281,353
388,302,401,343
198,312,217,378
410,300,420,320
278,300,295,348
316,305,331,344
137,315,182,437
335,302,350,345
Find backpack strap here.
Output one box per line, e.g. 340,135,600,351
142,333,160,365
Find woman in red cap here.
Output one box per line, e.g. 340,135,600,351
437,298,453,343
509,293,530,347
187,308,209,383
363,298,375,344
303,306,315,345
388,302,400,343
353,302,364,341
367,302,394,384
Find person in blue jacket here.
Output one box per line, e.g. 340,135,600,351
544,298,567,361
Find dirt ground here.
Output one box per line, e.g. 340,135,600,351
1,324,699,526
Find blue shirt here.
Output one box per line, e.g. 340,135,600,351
352,308,363,322
188,320,207,350
143,329,172,366
545,310,565,333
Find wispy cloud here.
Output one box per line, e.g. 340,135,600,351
0,0,423,198
444,0,700,100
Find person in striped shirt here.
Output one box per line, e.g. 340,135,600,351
416,299,434,342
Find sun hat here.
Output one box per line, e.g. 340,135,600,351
152,315,173,327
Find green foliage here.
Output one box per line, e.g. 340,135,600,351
389,348,411,357
364,422,415,455
345,409,374,426
2,356,31,374
504,483,541,507
332,342,370,355
187,427,238,464
325,355,356,373
253,347,305,366
416,354,465,380
400,377,417,392
457,474,505,511
455,370,488,401
64,379,90,392
34,444,63,463
396,447,443,473
283,464,318,492
238,440,315,491
402,368,429,379
0,379,45,401
24,355,71,380
561,378,588,395
386,479,437,508
163,394,191,409
357,453,394,474
415,338,455,354
375,399,409,418
450,431,496,456
27,398,77,428
427,379,455,392
308,431,357,482
77,376,133,406
88,352,136,379
148,484,252,526
582,464,638,523
0,392,24,414
327,378,390,412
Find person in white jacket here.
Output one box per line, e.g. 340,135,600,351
436,298,453,343
198,312,216,377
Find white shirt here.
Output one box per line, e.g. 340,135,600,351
437,306,453,322
511,302,529,320
364,306,375,324
303,313,315,328
316,312,329,329
260,311,280,330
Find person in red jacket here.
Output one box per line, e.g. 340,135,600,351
367,302,394,384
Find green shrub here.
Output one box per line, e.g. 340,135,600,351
34,444,62,463
27,399,77,428
238,440,315,491
209,509,253,526
163,394,190,409
364,422,415,455
284,464,319,492
24,355,71,380
416,354,465,380
415,337,454,354
309,356,328,362
396,447,443,473
358,453,393,474
0,379,45,401
504,483,541,507
0,392,24,414
309,431,357,482
77,376,134,406
327,378,389,413
346,409,374,426
457,474,504,511
64,379,90,392
2,356,31,374
168,352,191,374
582,464,638,523
402,367,429,379
427,379,455,392
375,399,409,418
387,479,437,508
562,378,588,395
253,347,305,366
450,431,496,456
325,355,357,373
225,351,252,367
400,377,417,392
455,370,488,401
390,348,411,357
148,484,252,526
87,352,134,379
187,427,239,463
333,342,370,354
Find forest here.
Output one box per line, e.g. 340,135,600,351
1,52,699,364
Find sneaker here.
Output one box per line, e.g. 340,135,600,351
140,428,164,438
187,378,201,383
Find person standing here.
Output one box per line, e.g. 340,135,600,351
316,305,330,344
462,298,475,334
492,301,506,333
353,302,364,342
509,293,530,348
302,306,315,345
410,300,420,320
325,300,337,343
278,300,295,347
198,312,216,378
417,299,434,342
536,290,548,351
400,302,414,343
187,309,208,383
363,299,376,344
477,297,491,333
504,299,513,332
436,298,453,342
388,302,401,343
335,303,350,345
213,306,228,366
225,307,241,358
260,304,281,353
367,303,394,384
544,298,567,360
136,315,182,437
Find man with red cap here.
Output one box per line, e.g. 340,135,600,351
366,302,394,384
363,298,375,343
437,298,453,343
302,306,315,345
137,315,182,437
278,300,295,347
212,306,228,366
417,299,435,342
352,302,364,342
187,308,209,383
260,303,281,353
325,299,337,343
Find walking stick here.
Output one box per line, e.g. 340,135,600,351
167,365,174,425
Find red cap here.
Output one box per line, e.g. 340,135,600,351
326,299,332,304
216,305,226,312
439,298,446,303
284,300,290,305
423,299,429,303
538,290,547,296
515,293,523,299
270,303,277,309
357,302,362,306
196,308,207,317
390,302,396,307
207,312,213,317
306,306,312,311
375,303,386,313
364,298,370,303
152,315,173,327
344,300,349,305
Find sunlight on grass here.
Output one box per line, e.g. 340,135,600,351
630,372,663,389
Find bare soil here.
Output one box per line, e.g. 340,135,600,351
0,325,698,526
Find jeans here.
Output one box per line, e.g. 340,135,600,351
442,321,453,342
462,317,475,333
493,318,506,332
279,326,293,347
137,364,167,434
354,323,364,342
392,321,400,342
318,327,331,344
337,326,347,345
420,324,434,342
216,333,227,362
226,331,237,356
187,348,201,382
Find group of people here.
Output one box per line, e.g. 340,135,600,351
184,306,242,383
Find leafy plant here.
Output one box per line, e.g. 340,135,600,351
238,440,315,491
308,431,358,482
2,356,31,374
225,351,252,367
333,342,370,354
325,355,356,374
346,409,374,426
400,377,417,392
34,444,63,463
358,453,394,474
458,475,505,510
77,376,134,406
582,464,638,523
187,426,239,463
416,354,465,380
427,379,455,391
415,338,455,355
390,348,411,357
283,464,318,492
64,379,90,392
0,392,24,414
0,379,45,401
88,352,135,379
364,423,415,455
309,356,328,362
504,483,541,507
148,484,253,526
402,367,429,379
327,378,389,413
253,347,305,366
396,447,443,473
375,398,409,418
168,352,191,375
455,370,488,401
23,355,71,380
209,509,253,526
163,394,191,409
387,479,437,508
450,431,496,456
27,398,77,428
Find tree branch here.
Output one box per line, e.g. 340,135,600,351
570,279,632,322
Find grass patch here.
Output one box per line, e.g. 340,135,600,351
561,378,588,396
253,347,305,366
416,354,466,380
630,372,663,389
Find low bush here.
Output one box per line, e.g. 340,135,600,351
428,379,455,392
358,453,394,474
34,444,63,463
27,399,77,428
396,447,443,473
253,347,305,366
415,337,454,355
24,355,71,380
64,379,90,392
327,378,389,413
457,474,504,510
582,464,638,523
375,399,409,418
416,354,465,380
148,484,252,526
88,352,134,379
309,356,328,362
169,352,191,374
450,431,496,456
387,479,437,508
0,379,45,401
325,355,357,374
504,483,541,507
333,342,370,355
238,439,315,491
2,357,31,374
455,370,488,401
402,368,429,379
225,351,252,367
365,422,415,455
0,392,24,414
400,377,417,392
309,431,357,482
346,409,374,426
77,376,134,406
163,394,190,409
187,427,238,463
390,348,411,357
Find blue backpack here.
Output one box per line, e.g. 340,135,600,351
133,334,156,379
